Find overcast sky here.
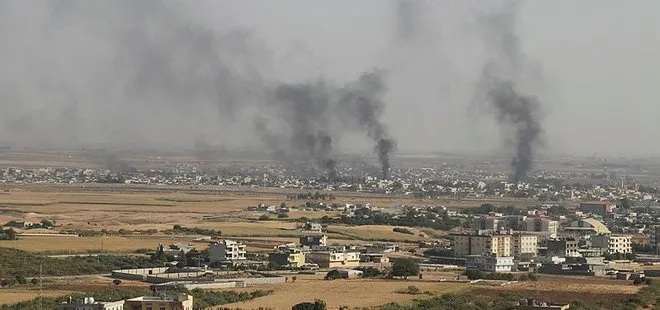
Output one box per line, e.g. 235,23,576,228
0,0,658,157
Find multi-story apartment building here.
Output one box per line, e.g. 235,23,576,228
512,234,538,258
650,225,660,254
471,215,558,238
209,240,246,263
545,237,579,257
591,234,632,254
124,294,193,310
306,251,360,268
453,233,536,258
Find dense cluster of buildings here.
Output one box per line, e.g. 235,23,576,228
446,201,649,276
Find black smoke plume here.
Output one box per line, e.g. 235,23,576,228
254,81,339,179
338,70,396,180
477,1,543,183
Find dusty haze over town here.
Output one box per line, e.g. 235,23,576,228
0,0,659,158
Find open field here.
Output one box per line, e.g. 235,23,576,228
223,272,467,309
470,275,641,306
0,185,452,254
0,276,148,305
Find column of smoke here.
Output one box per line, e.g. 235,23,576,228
253,81,339,179
477,1,543,183
254,70,396,180
338,71,396,180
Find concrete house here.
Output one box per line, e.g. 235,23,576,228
268,248,306,267
466,255,514,273
209,240,246,263
300,235,327,248
307,251,360,268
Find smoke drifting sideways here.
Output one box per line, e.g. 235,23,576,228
475,1,544,183
0,1,266,149
255,70,396,180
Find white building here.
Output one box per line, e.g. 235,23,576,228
59,297,124,310
209,240,246,263
466,255,514,273
591,234,632,254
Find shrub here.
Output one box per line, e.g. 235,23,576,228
324,270,342,280
292,299,327,310
396,285,422,295
277,213,289,219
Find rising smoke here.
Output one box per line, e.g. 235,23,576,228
338,71,396,180
0,1,399,178
254,70,396,180
476,1,543,183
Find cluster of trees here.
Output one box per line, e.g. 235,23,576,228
4,219,54,229
604,252,636,261
292,300,328,310
466,270,538,282
287,192,336,200
319,208,463,231
0,248,163,279
0,227,17,240
171,225,221,237
324,259,419,281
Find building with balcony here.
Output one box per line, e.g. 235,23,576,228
209,240,246,263
454,233,536,258
591,234,632,254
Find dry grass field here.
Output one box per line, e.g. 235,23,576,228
0,185,442,254
223,273,468,309
469,275,641,306
0,289,75,305
0,276,148,305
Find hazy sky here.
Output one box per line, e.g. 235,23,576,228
0,0,658,157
